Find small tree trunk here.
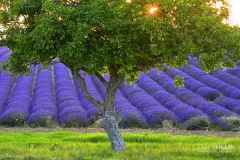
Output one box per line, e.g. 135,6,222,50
74,66,126,152
100,111,126,152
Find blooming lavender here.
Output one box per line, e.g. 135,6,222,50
29,64,36,75
196,102,239,130
82,74,104,103
214,96,240,115
227,67,240,78
0,47,10,59
0,75,33,126
0,48,239,130
148,69,176,93
212,70,240,89
181,65,240,99
120,83,178,127
54,63,89,127
0,50,11,62
137,73,210,130
0,72,15,115
148,68,240,129
74,77,100,122
37,63,44,72
137,72,165,95
28,70,58,126
115,90,147,128
164,68,220,101
91,75,106,99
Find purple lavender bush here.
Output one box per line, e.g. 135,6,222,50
227,67,240,78
91,75,106,99
0,72,14,114
138,71,210,130
120,84,178,127
74,76,100,122
146,69,239,130
181,65,240,99
196,102,239,130
0,47,11,62
148,69,176,93
0,75,33,126
28,70,58,126
212,70,240,89
54,63,89,127
214,96,240,115
164,68,220,101
115,91,147,128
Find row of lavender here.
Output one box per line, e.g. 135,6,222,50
0,47,240,129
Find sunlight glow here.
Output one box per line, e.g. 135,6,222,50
126,0,131,3
149,7,158,14
19,16,24,23
147,3,160,16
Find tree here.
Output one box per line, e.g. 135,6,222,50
1,0,240,151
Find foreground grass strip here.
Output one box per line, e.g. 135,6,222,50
0,132,239,160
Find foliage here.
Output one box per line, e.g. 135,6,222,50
174,76,184,88
0,0,240,78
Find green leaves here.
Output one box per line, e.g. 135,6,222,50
0,0,240,82
174,76,185,88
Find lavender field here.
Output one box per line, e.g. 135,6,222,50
0,47,239,130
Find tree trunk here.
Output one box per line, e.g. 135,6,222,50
100,111,126,152
74,66,126,152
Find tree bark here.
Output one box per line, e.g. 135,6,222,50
74,67,126,152
100,111,126,152
101,67,126,151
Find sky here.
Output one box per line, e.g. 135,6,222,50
231,0,240,25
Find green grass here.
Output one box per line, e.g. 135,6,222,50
0,131,239,160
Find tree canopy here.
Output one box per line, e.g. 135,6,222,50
1,0,240,77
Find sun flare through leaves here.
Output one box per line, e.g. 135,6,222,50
146,2,160,16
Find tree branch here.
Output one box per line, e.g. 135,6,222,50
95,72,108,87
74,71,104,112
103,66,125,113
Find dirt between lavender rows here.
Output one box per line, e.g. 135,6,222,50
0,127,239,138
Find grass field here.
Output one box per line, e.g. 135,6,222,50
0,131,239,160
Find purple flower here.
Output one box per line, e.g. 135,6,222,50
144,107,177,126
181,65,240,99
118,109,147,128
0,51,11,62
120,84,178,126
212,71,240,89
58,107,89,127
54,63,90,126
214,96,240,115
74,78,100,119
196,87,220,101
91,75,106,99
227,67,240,78
0,75,33,126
